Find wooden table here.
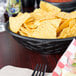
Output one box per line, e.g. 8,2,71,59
0,31,62,72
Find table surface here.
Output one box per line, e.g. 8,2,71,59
0,31,62,72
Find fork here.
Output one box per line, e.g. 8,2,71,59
32,64,47,76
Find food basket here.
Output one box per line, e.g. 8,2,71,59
5,22,76,54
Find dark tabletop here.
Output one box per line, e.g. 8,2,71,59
0,31,62,72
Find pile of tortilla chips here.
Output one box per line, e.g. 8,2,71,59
9,1,76,39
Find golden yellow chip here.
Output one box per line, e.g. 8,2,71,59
69,19,76,28
19,30,27,36
58,27,70,39
57,12,76,19
71,11,76,13
32,21,56,39
9,13,33,33
56,12,70,19
23,23,29,29
46,19,61,29
20,27,34,37
17,12,23,17
60,19,66,24
57,19,72,34
24,21,38,29
40,1,61,13
69,13,76,19
34,21,40,27
58,23,76,39
31,8,56,21
20,27,31,36
70,24,76,37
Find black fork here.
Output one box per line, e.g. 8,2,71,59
32,64,47,76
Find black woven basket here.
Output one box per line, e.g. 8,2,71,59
5,22,76,54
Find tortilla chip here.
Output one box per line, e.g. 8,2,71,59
19,30,27,36
57,19,72,34
57,12,76,19
69,13,76,19
58,24,76,39
56,12,70,19
25,21,38,29
40,1,61,13
58,27,70,39
70,24,76,37
9,13,33,33
71,11,76,14
31,9,56,21
46,19,61,29
60,19,66,24
32,21,56,39
20,27,34,37
23,23,29,29
17,12,23,17
69,19,76,28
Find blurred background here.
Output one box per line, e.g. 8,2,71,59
0,0,75,27
4,0,76,21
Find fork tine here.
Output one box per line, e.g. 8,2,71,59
32,64,38,76
36,64,41,76
42,65,47,76
39,64,44,76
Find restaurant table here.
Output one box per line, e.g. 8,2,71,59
0,31,62,72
